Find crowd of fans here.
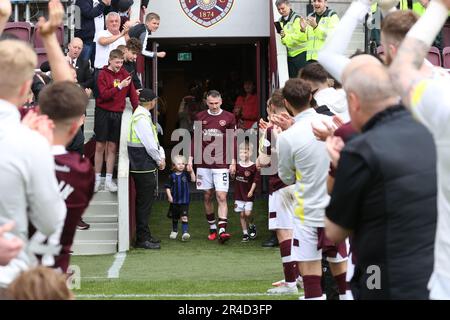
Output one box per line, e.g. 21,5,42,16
0,0,449,301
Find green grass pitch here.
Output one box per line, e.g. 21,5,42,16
71,199,302,300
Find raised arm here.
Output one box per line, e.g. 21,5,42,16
36,0,74,82
389,0,449,107
0,0,12,36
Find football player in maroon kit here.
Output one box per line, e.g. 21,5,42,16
187,90,236,243
257,90,301,295
234,141,258,242
35,8,95,272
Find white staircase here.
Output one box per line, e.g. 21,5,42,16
72,99,119,255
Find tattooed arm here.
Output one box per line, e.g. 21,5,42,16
389,0,450,108
388,38,428,108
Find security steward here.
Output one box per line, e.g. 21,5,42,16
306,0,340,62
128,89,166,249
276,0,308,78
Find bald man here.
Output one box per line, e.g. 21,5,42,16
66,37,94,89
325,59,437,299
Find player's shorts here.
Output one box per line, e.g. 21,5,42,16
196,168,229,192
167,203,189,220
94,107,122,143
268,185,295,231
291,221,348,263
234,200,253,213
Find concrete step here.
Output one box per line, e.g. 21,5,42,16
71,240,117,256
85,222,119,229
84,129,94,142
92,190,119,202
84,117,94,131
83,214,118,224
74,228,118,241
84,201,119,216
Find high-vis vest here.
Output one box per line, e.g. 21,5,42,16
306,8,339,61
127,106,159,173
280,10,308,57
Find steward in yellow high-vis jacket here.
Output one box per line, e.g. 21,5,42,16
128,88,166,250
276,0,308,78
306,0,340,61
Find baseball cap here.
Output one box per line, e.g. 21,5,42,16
139,88,157,102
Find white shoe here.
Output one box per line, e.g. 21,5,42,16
296,276,304,289
94,180,101,193
169,231,178,240
105,180,118,192
271,279,286,287
182,233,191,241
267,284,298,295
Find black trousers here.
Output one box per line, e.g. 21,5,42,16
132,171,157,242
287,51,307,78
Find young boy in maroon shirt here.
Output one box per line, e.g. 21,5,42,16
234,141,258,242
94,49,139,192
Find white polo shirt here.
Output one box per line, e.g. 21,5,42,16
277,108,330,227
410,78,450,299
0,100,66,287
94,29,126,69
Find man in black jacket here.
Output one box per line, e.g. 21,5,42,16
67,37,94,89
75,0,112,66
325,56,437,300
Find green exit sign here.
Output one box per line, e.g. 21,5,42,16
178,52,192,61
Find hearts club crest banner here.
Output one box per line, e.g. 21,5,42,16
180,0,235,28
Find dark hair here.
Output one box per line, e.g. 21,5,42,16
109,49,124,60
298,63,328,83
39,81,88,121
282,78,311,111
126,38,142,53
206,90,221,98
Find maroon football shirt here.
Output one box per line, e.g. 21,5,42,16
53,152,95,272
191,109,236,169
263,126,287,195
234,163,259,201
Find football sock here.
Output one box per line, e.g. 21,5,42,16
182,221,189,234
218,218,228,234
279,239,296,284
303,275,323,299
334,272,347,295
206,213,216,232
172,219,178,232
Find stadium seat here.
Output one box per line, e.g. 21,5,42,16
35,48,47,69
427,46,442,67
377,45,384,55
33,25,64,48
3,22,32,42
443,47,450,69
442,24,450,48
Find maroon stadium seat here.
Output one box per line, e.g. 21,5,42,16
442,24,450,48
33,25,64,48
3,22,32,42
35,48,47,69
443,47,450,69
427,46,442,67
377,45,384,55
